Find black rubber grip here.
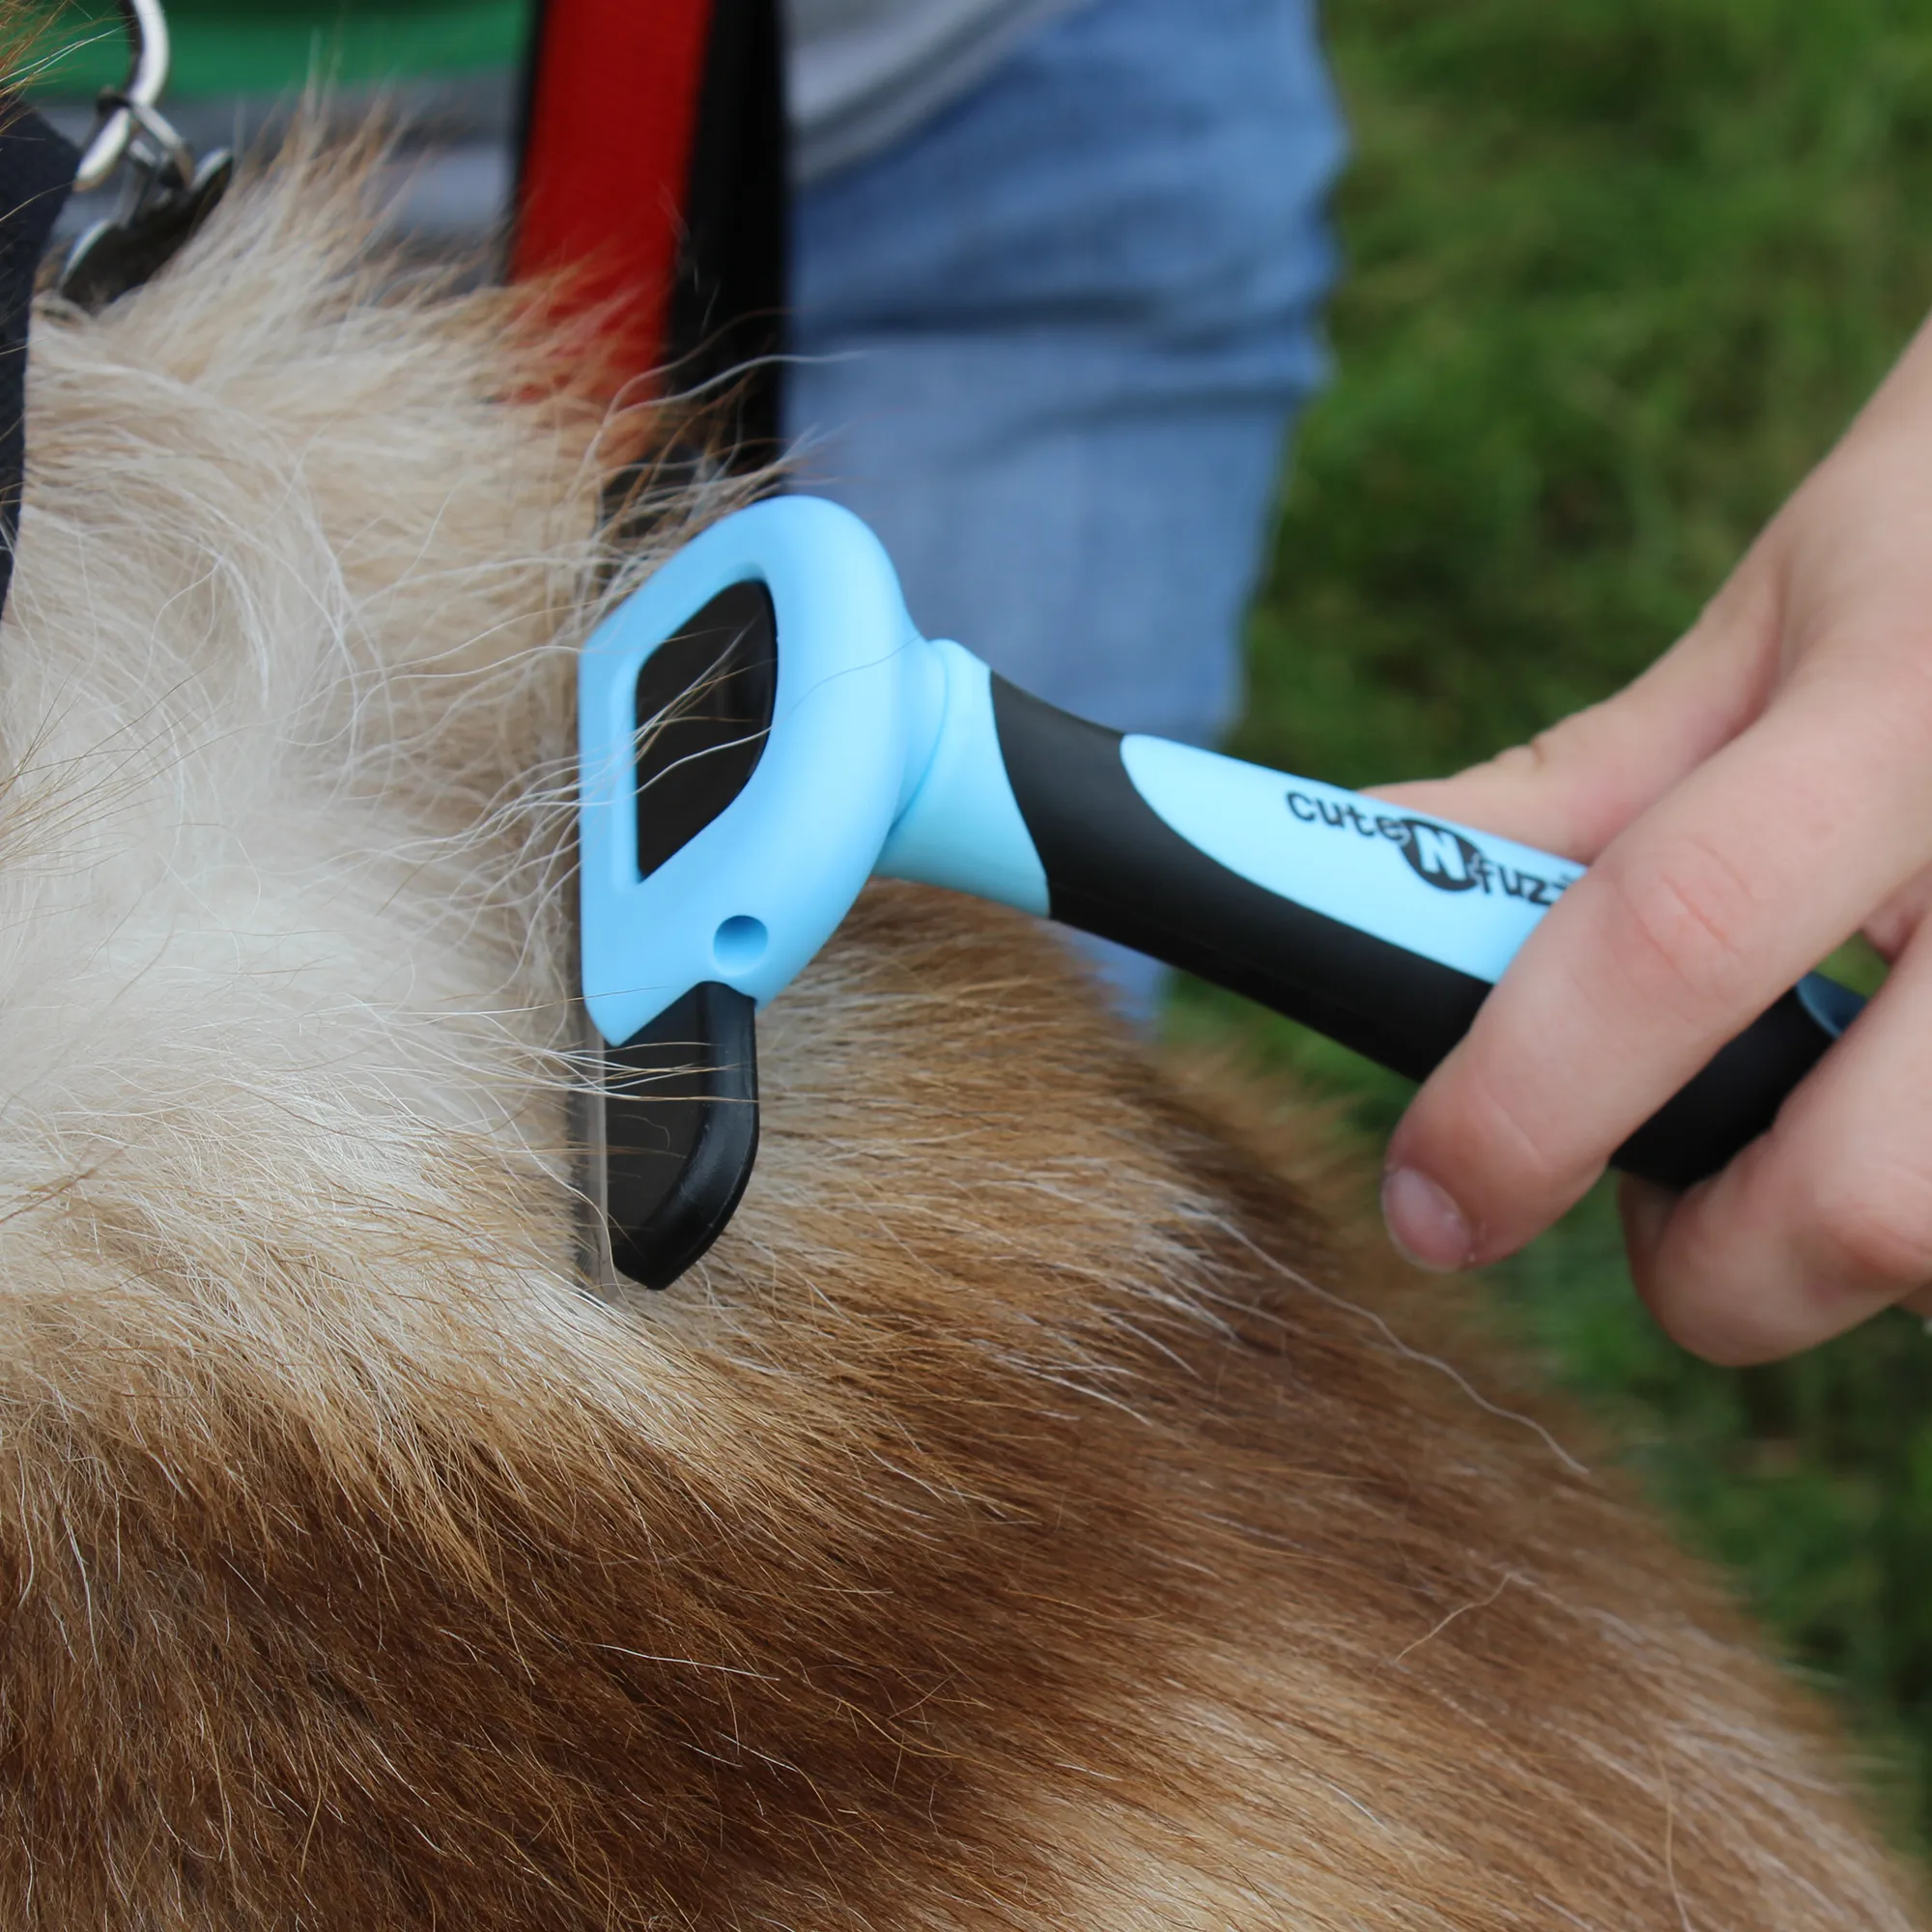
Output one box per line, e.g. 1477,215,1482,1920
989,678,1861,1191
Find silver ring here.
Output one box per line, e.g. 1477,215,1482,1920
74,0,173,193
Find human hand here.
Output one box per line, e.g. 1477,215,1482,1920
1373,312,1932,1364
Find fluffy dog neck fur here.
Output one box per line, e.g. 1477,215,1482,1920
0,142,1918,1927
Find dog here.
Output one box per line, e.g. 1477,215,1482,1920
0,135,1918,1927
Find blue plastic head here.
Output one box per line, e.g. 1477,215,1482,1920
578,496,945,1048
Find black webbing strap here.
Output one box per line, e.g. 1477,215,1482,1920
0,102,77,622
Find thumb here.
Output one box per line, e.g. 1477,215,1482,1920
1368,580,1780,865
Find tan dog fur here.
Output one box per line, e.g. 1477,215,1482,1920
0,138,1919,1926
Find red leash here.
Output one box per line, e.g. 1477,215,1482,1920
513,0,784,443
512,0,715,385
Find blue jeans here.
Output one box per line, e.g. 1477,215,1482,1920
786,0,1345,1012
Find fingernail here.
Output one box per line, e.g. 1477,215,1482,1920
1381,1166,1473,1272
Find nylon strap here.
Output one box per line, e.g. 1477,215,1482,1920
512,0,718,384
512,0,785,455
0,102,77,622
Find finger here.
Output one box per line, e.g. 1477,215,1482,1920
1620,911,1932,1363
1372,552,1783,863
1383,670,1932,1272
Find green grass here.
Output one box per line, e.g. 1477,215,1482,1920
1184,0,1932,1847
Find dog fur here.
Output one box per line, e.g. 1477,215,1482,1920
0,139,1919,1927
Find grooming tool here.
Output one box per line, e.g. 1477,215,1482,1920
579,495,1864,1288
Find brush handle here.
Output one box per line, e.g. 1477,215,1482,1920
987,679,1864,1192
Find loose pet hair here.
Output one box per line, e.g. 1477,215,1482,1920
0,133,1919,1927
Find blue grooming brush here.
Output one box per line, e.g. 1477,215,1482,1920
578,496,1862,1289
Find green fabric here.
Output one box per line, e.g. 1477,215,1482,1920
29,0,527,98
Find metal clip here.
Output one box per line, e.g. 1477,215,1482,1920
59,0,234,312
73,0,172,192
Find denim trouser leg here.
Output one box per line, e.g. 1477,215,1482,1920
786,0,1346,1015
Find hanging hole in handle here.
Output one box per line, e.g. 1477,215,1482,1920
713,916,767,971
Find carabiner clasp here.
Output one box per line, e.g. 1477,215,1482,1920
72,0,174,194
59,0,234,312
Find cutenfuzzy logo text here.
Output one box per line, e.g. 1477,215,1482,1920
1285,790,1576,907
